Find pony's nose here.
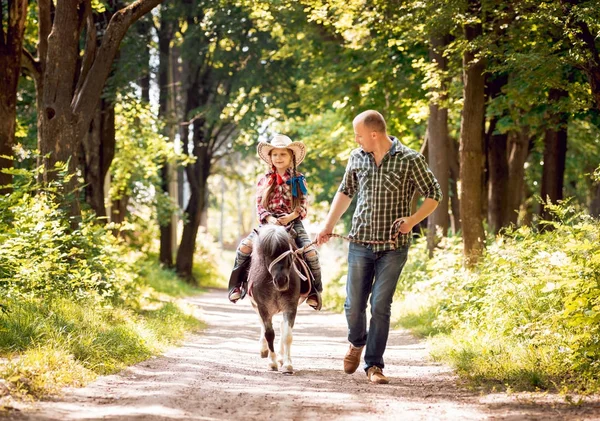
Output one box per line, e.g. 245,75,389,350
274,275,289,291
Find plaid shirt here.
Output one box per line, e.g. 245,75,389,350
338,137,442,251
256,169,308,224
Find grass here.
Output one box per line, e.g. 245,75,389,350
0,256,205,400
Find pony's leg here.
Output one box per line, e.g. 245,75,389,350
253,302,269,358
278,319,285,367
280,310,297,374
258,323,269,359
265,319,278,371
259,310,278,371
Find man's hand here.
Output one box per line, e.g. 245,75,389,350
315,227,333,245
398,216,415,234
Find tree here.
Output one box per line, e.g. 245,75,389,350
459,0,486,265
540,88,569,221
426,35,451,254
172,0,302,281
0,0,28,191
20,0,163,215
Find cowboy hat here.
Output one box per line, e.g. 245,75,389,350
257,134,306,166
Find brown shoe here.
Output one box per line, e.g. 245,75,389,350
367,366,389,384
343,344,364,374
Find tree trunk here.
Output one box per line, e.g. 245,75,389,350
540,88,568,222
158,8,174,266
459,0,486,266
426,35,450,256
81,97,115,218
137,18,151,102
487,121,508,234
0,0,28,192
590,181,600,218
448,137,461,234
486,75,509,234
176,120,211,282
504,129,531,226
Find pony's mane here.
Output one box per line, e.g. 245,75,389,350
257,225,289,258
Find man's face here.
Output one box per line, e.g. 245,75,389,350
354,121,375,152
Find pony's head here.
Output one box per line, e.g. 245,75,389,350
256,225,293,291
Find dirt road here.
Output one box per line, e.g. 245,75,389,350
5,289,600,420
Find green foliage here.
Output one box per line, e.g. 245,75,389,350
0,166,204,399
110,96,185,233
394,203,600,392
0,165,138,302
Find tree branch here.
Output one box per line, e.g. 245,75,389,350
21,48,42,84
75,12,97,95
37,0,52,68
72,0,164,128
562,0,600,68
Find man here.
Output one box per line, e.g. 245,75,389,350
316,110,442,384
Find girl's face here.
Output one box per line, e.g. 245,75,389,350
270,148,293,172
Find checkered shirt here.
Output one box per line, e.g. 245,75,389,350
256,169,308,224
338,137,442,251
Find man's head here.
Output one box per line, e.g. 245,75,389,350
352,110,388,153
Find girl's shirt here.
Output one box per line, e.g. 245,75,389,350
256,169,308,224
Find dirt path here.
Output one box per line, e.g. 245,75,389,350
5,289,600,420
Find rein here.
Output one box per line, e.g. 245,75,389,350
265,218,406,288
292,217,406,255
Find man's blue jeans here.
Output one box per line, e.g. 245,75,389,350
345,242,409,371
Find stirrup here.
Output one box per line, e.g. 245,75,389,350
306,290,322,311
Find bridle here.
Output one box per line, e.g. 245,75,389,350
267,246,309,285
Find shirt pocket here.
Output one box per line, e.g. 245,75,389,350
381,172,402,193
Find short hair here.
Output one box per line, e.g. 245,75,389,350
354,110,387,133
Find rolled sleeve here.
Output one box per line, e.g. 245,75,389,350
410,153,443,202
255,176,271,223
337,156,358,198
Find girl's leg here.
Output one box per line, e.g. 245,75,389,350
228,232,255,302
293,220,322,310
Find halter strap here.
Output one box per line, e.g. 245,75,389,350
268,246,307,282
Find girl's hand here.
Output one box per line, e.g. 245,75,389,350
277,212,297,226
266,216,279,225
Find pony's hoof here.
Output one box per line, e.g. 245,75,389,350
269,364,278,371
260,350,269,358
282,366,294,375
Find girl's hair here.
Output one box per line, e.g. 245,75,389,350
261,148,304,212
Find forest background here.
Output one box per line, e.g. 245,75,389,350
1,0,600,401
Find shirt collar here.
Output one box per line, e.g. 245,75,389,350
388,136,405,156
267,168,293,181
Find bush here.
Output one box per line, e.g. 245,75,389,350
394,203,600,392
0,166,138,303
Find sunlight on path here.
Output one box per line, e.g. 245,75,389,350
7,290,600,421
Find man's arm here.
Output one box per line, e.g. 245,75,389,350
398,198,439,234
316,192,353,244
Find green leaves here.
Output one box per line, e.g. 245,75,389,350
0,167,138,303
395,201,600,390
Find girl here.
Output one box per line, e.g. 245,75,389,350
228,134,323,310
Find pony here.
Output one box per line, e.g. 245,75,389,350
247,224,306,374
